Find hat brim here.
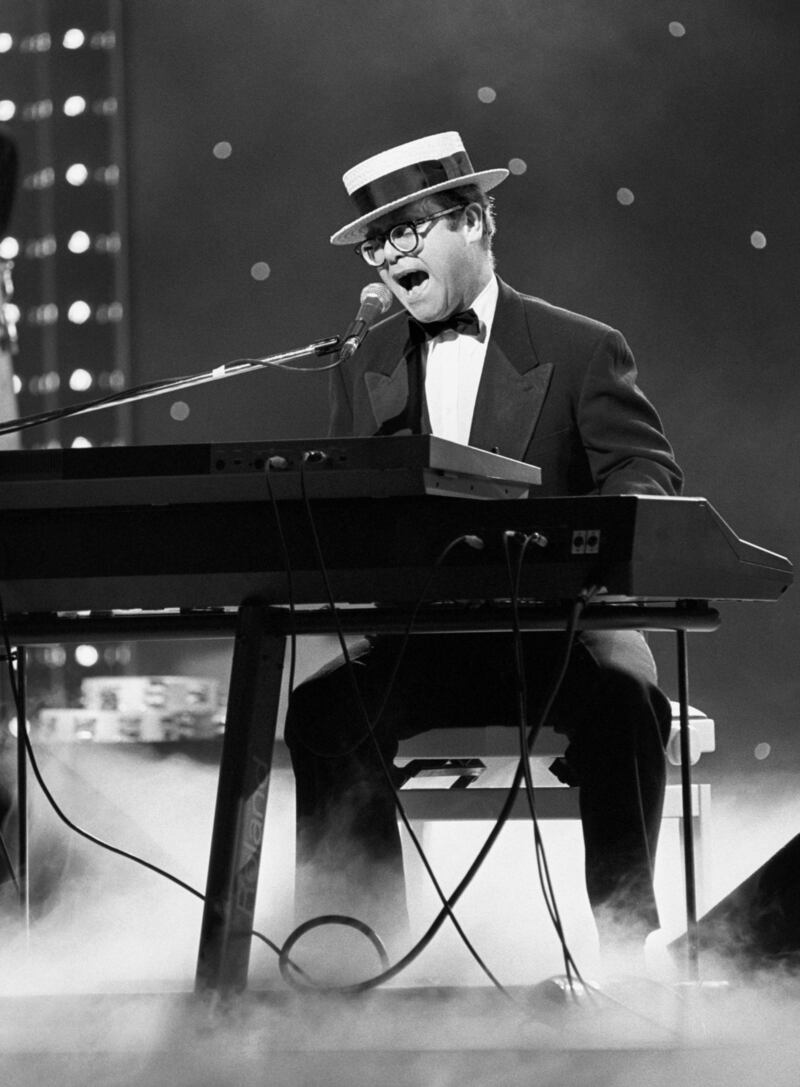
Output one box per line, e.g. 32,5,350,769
329,168,509,246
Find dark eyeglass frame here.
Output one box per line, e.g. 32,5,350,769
355,206,466,267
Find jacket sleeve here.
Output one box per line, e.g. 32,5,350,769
577,328,683,496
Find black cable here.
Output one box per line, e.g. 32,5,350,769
276,472,509,995
0,592,317,981
280,620,587,996
275,484,598,995
501,530,595,998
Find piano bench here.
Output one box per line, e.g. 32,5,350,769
393,700,714,907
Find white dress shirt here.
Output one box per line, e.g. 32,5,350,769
423,275,499,445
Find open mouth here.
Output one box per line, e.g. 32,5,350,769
396,270,429,294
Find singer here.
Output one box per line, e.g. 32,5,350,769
284,131,683,967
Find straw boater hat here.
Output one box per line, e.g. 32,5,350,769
330,131,509,246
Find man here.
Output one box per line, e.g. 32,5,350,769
285,132,683,962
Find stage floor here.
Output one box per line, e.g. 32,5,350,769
1,980,799,1087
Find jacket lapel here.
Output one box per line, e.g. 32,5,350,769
468,279,553,460
361,280,553,454
363,317,421,433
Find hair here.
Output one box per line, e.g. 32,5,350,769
423,183,497,251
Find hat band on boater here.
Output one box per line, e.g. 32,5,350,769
349,151,474,216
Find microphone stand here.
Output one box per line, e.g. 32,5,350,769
0,334,342,438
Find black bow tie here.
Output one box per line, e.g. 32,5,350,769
412,308,482,340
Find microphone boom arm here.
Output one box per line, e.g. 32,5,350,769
0,334,343,438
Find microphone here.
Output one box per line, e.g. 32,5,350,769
338,282,393,362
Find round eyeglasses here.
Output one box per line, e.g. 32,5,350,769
355,206,465,267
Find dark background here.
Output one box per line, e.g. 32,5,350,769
118,0,799,774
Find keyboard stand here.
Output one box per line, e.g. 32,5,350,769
193,599,719,994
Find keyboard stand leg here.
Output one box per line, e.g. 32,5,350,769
195,602,285,995
676,628,700,980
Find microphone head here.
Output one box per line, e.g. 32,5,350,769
360,282,393,314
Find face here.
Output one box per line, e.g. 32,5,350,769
366,199,492,324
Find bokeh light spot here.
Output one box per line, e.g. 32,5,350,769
750,230,767,249
616,187,635,206
69,368,93,392
754,742,771,761
75,644,99,667
63,28,86,50
250,261,271,281
508,158,527,176
170,400,190,421
0,236,19,259
68,230,91,254
0,33,13,53
477,86,497,104
65,163,89,186
63,95,87,116
0,100,16,122
213,141,233,160
67,300,92,324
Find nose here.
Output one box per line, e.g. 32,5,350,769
380,241,400,268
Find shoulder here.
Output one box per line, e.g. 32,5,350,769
500,280,624,353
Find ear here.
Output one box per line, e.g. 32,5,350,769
463,202,485,243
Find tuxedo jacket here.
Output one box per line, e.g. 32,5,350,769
329,278,682,497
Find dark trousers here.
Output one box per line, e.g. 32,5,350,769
284,628,672,945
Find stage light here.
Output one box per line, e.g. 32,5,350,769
12,375,21,395
65,163,89,186
44,646,68,668
250,261,271,281
93,165,119,185
71,436,93,448
90,31,116,50
68,230,92,253
67,300,92,324
92,97,118,116
28,303,58,326
69,368,93,392
94,232,121,253
26,235,57,258
23,99,53,121
750,230,767,249
25,167,55,190
477,86,497,103
0,236,19,259
7,717,31,739
63,28,86,50
63,95,87,116
21,33,50,53
75,644,100,666
213,141,232,160
616,187,635,206
0,33,13,53
0,100,15,122
95,301,123,322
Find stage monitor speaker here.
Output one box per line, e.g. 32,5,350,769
670,833,800,966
